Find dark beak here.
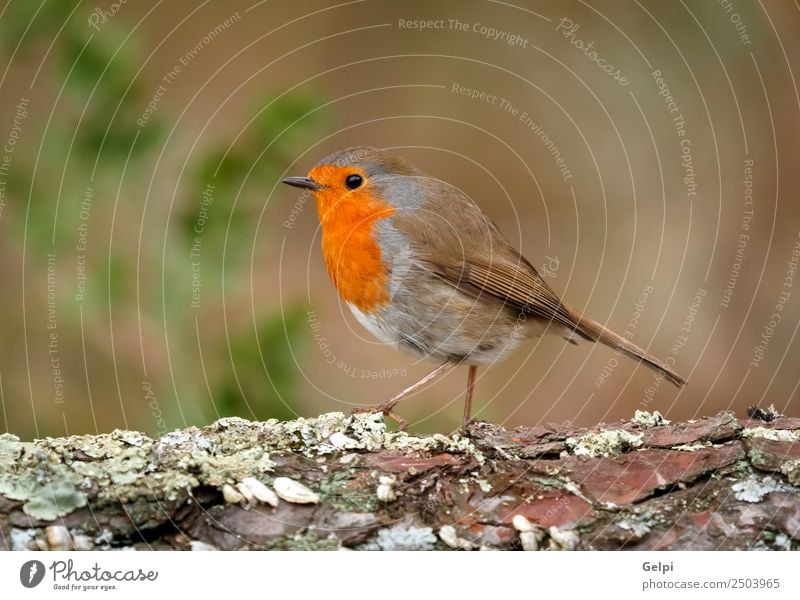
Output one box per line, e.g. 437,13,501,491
282,176,322,191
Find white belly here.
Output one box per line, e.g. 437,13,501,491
348,304,398,347
347,301,524,366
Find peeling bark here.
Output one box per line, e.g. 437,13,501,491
1,410,798,551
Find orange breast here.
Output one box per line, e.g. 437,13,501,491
311,173,395,313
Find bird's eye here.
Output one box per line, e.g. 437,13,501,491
345,174,363,190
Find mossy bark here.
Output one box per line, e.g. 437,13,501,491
1,410,798,551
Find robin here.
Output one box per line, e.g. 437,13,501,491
283,147,685,429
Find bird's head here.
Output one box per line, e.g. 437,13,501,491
282,146,423,219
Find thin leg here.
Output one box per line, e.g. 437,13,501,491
379,361,455,414
463,365,477,425
354,362,456,429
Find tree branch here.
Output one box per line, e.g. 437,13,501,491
1,410,798,550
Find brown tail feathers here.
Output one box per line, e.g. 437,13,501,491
566,306,686,388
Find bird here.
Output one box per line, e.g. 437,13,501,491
283,147,685,429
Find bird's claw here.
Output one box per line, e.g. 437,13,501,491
351,404,408,431
457,417,479,437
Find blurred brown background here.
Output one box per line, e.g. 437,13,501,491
0,0,798,438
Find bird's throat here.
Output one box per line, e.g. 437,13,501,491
315,190,395,313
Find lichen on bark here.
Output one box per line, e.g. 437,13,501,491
1,410,798,551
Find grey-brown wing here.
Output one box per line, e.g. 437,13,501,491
388,186,581,332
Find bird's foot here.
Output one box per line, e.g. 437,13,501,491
351,403,408,431
457,417,479,437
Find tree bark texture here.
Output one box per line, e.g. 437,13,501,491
1,410,798,551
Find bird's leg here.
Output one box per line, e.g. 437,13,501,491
354,362,456,429
462,365,477,425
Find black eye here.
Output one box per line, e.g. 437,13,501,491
345,174,363,189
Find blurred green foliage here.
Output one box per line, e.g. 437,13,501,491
0,1,75,48
216,305,308,423
2,3,324,436
182,90,324,264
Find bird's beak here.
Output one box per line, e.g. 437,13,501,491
282,176,322,191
